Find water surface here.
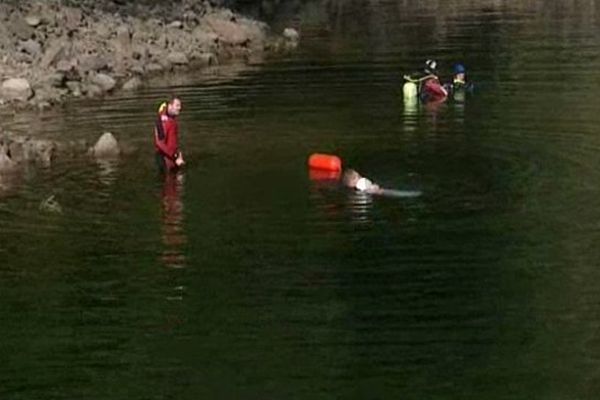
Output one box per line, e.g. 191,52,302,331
2,1,600,398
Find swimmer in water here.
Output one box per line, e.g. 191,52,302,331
342,169,383,194
342,168,422,198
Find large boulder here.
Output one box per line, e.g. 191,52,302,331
1,78,34,102
90,132,120,158
203,15,249,46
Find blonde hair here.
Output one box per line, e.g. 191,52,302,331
342,169,360,187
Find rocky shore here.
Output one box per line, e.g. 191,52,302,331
0,0,299,174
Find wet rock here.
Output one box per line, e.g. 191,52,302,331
85,84,104,98
7,140,25,163
196,52,217,66
32,85,65,106
23,139,56,166
167,52,189,65
1,78,34,102
145,62,164,74
89,72,116,92
39,195,62,214
283,27,299,42
122,76,142,90
90,132,120,158
0,151,17,172
44,72,66,88
66,81,82,96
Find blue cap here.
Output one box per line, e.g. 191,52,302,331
453,63,466,74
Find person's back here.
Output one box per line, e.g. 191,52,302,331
418,59,448,102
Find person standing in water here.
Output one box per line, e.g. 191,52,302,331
154,96,185,172
404,59,447,102
419,59,448,102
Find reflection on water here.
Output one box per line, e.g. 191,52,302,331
95,158,119,187
160,171,187,270
346,189,374,224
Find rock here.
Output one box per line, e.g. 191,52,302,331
115,25,132,55
56,59,76,73
19,39,42,57
85,84,104,98
122,76,142,91
22,139,55,165
10,18,34,40
90,132,120,158
89,73,116,92
196,52,217,66
25,15,42,27
204,16,249,46
168,21,183,29
131,44,149,61
62,8,83,32
1,78,34,102
283,27,300,42
77,54,109,74
167,52,189,65
40,39,66,68
0,151,17,172
44,72,66,88
7,140,24,163
39,195,63,214
145,62,164,74
66,81,82,96
32,85,64,106
157,33,168,49
130,65,145,75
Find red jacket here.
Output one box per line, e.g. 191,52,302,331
421,77,447,101
154,108,179,170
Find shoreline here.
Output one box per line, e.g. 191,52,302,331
0,0,298,173
0,0,298,111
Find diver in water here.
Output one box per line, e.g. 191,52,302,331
403,59,448,103
444,63,475,96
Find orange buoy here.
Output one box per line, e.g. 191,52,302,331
308,168,341,181
308,153,342,172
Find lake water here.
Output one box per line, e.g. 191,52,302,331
2,1,600,398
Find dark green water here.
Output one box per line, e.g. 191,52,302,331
2,1,600,398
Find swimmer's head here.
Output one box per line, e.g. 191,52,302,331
342,169,361,188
